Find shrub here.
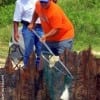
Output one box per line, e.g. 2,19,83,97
0,4,14,27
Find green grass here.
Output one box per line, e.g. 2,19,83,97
0,24,12,58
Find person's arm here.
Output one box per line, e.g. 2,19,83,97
13,0,22,42
13,21,19,42
28,11,39,30
40,28,59,42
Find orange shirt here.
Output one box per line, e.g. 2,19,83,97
36,1,74,42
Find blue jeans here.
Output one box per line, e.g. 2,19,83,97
42,39,73,56
22,24,43,66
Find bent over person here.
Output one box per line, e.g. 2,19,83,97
28,0,74,99
28,0,74,55
13,0,43,68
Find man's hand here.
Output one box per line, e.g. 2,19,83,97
40,35,46,43
14,32,20,42
28,23,34,30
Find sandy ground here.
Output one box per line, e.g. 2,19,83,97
92,50,100,56
0,58,6,68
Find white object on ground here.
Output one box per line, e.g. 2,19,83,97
60,85,69,100
49,55,59,68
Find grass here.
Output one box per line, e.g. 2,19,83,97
0,24,12,59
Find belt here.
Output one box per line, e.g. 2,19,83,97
21,20,29,26
21,21,41,28
35,23,41,27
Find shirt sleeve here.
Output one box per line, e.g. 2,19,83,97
13,1,23,22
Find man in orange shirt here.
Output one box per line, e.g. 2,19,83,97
28,0,74,55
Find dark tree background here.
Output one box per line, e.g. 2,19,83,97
0,0,15,6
